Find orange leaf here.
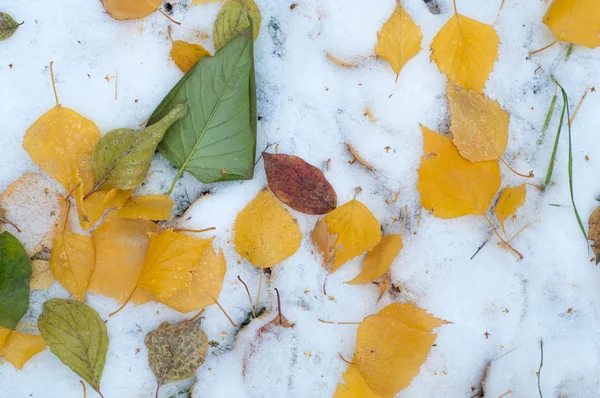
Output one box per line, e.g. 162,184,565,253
347,234,403,285
171,40,211,73
543,0,600,48
0,330,46,370
101,0,161,20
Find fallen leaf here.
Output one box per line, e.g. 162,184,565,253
417,125,501,218
0,232,31,330
0,12,21,41
312,199,381,273
334,363,380,398
311,218,338,268
213,0,261,51
494,185,527,235
375,0,422,79
101,0,161,21
38,299,109,396
50,229,95,302
118,194,174,220
430,10,499,93
30,260,54,290
355,303,447,397
0,326,10,350
0,331,45,370
347,234,403,285
171,39,211,73
263,153,337,215
93,104,187,191
588,206,600,264
234,189,302,268
447,82,509,162
543,0,600,48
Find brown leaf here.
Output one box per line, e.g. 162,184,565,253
588,206,600,264
264,153,337,215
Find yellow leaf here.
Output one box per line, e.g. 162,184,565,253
313,199,382,273
190,0,223,6
89,212,159,304
334,364,381,398
137,229,212,299
50,231,95,301
171,40,211,73
375,0,422,78
430,12,499,93
0,326,10,350
494,184,527,235
448,81,509,162
119,195,174,221
355,303,446,397
161,247,227,313
101,0,161,20
347,234,403,285
0,332,46,370
543,0,600,48
234,189,302,268
30,260,54,290
416,126,501,218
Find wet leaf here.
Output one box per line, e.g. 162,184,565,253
375,0,422,79
263,153,337,215
334,364,380,398
347,234,403,285
93,104,187,191
0,232,31,330
234,189,302,268
494,185,527,235
0,330,45,370
171,39,211,73
118,194,174,221
448,82,509,162
417,126,500,218
30,260,54,290
101,0,161,21
213,0,261,51
38,299,109,395
543,0,600,48
0,13,21,41
50,231,95,302
589,206,600,264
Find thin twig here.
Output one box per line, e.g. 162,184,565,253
238,276,255,318
529,39,558,56
537,340,544,398
483,215,523,259
470,240,488,260
274,288,282,325
317,318,361,325
568,88,589,127
338,353,356,365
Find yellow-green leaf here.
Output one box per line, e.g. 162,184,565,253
213,0,261,51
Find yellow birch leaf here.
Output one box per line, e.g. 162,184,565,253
355,303,447,397
89,212,159,304
494,184,527,235
375,0,422,79
30,260,54,290
137,230,212,299
334,364,381,398
50,231,95,301
0,326,10,350
161,247,226,313
101,0,161,21
448,81,509,162
119,195,174,221
234,189,302,268
0,332,46,370
543,0,600,49
171,40,211,73
430,12,499,93
347,234,403,285
416,126,501,218
313,199,382,273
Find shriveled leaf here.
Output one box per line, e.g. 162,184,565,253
38,299,108,394
312,199,381,273
430,12,499,93
543,0,600,48
145,317,208,386
0,331,45,370
213,0,261,51
93,104,187,191
375,0,422,78
101,0,161,20
30,260,53,290
50,231,95,302
448,82,509,162
119,194,174,220
0,13,21,41
234,189,302,268
347,143,373,170
589,206,600,264
417,126,500,218
494,185,527,235
149,26,257,188
264,153,337,215
0,232,31,330
334,364,380,398
347,234,403,285
171,40,211,73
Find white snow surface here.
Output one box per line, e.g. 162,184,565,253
1,0,600,397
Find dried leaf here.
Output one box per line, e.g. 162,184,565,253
38,299,109,395
93,104,187,191
311,218,338,268
417,126,501,218
430,11,499,93
213,0,261,51
494,185,527,235
0,232,31,330
50,229,95,302
0,330,45,370
543,0,600,48
448,82,509,162
30,260,53,290
347,234,403,285
589,206,600,264
334,364,380,398
0,12,21,41
263,153,337,215
347,143,374,170
234,189,302,268
375,0,422,78
118,195,174,220
101,0,161,21
171,40,211,73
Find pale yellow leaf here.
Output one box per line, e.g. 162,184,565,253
30,260,54,290
347,234,403,285
50,231,95,301
118,194,174,221
494,184,527,234
543,0,600,48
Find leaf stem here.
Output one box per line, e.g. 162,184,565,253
256,269,263,309
537,340,544,398
338,353,356,365
166,169,184,196
155,383,161,398
528,39,558,56
49,61,59,106
483,214,523,259
109,287,137,317
274,288,282,325
238,276,256,318
317,318,361,325
499,158,534,178
173,227,216,233
80,381,87,398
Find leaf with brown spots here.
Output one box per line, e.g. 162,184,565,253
264,153,337,215
588,206,600,264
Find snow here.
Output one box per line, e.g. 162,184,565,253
1,0,600,397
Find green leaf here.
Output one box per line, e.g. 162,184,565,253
92,104,187,190
149,26,257,195
0,13,21,41
0,231,31,329
38,299,109,395
213,0,261,51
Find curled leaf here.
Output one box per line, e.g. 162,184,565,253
0,231,31,330
347,234,403,285
0,12,21,41
213,0,261,51
118,194,174,220
494,185,527,235
0,330,45,369
101,0,161,21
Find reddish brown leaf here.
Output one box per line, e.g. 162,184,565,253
263,153,337,215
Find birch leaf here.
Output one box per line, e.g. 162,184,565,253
101,0,161,21
119,195,174,221
347,234,403,285
0,331,45,370
171,40,211,73
494,185,527,235
50,231,95,302
213,0,261,51
0,13,21,41
543,0,600,48
30,260,54,290
0,232,31,330
334,364,380,398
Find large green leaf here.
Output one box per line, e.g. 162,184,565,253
148,26,257,194
38,299,109,395
0,13,21,41
213,0,261,51
0,231,31,329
